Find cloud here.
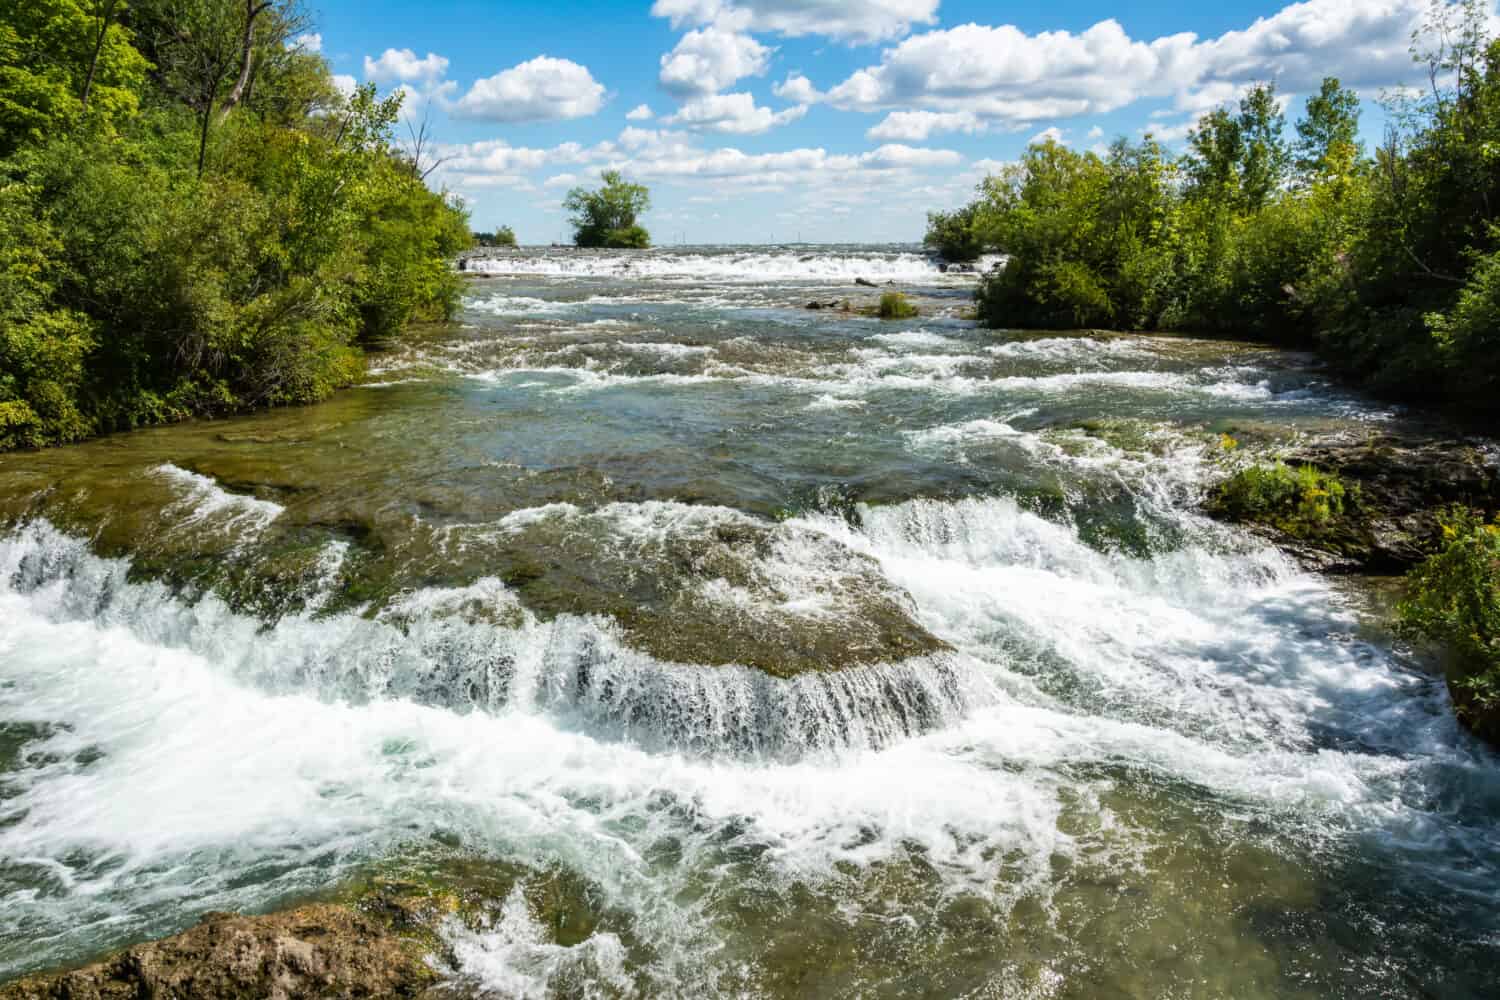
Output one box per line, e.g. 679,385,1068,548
867,110,984,141
814,0,1443,128
1142,119,1198,143
289,32,321,53
627,103,655,120
452,56,607,122
331,74,358,98
434,128,963,195
1087,125,1104,139
1030,126,1067,145
860,143,963,168
773,72,822,104
659,27,772,95
663,91,808,133
650,0,940,44
363,48,450,86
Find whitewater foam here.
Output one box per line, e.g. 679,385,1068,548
465,249,962,283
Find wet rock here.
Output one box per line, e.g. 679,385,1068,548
0,903,443,1000
854,277,878,288
0,858,612,1000
1205,432,1500,573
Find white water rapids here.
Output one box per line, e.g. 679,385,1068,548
1,245,1497,997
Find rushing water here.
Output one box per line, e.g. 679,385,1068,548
1,244,1498,997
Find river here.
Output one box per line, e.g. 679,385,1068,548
1,245,1497,997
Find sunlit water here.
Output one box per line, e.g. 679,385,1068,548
1,245,1497,997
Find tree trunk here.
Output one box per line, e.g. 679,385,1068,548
79,0,120,113
197,104,212,178
218,0,273,123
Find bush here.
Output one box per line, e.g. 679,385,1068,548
923,204,984,262
877,292,919,319
1398,507,1500,742
1208,462,1351,537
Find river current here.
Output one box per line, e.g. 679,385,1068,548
1,245,1497,997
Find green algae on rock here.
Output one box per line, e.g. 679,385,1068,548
0,857,614,1000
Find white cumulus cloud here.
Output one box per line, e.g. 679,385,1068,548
773,72,823,104
659,26,772,95
867,109,984,141
651,0,940,44
626,103,655,120
363,48,450,86
452,56,607,122
814,0,1446,128
663,91,808,134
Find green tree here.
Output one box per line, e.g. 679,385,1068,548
1294,77,1362,180
563,170,651,248
923,203,984,262
1237,84,1290,210
0,0,148,154
134,0,304,176
1184,83,1289,211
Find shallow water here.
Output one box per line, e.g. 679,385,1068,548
1,244,1497,997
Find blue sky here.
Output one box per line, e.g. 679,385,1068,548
298,0,1472,243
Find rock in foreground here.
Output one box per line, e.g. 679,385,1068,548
0,904,441,1000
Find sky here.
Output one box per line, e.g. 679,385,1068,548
297,0,1480,244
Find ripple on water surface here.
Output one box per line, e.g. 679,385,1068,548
0,245,1494,998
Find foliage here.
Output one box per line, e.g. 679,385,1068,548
1397,506,1500,741
943,4,1500,417
974,137,1178,330
0,0,149,156
923,204,984,262
1208,462,1352,537
474,225,516,247
0,0,470,450
877,292,918,319
563,170,651,248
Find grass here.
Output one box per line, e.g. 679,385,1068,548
877,292,919,319
1207,461,1353,538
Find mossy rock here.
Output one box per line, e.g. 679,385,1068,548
0,854,612,1000
1205,461,1379,569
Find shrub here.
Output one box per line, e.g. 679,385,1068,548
877,292,919,319
923,204,984,262
1397,507,1500,742
1208,462,1351,536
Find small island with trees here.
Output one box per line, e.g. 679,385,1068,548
563,170,651,248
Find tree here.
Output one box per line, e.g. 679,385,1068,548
923,204,984,262
1295,77,1362,180
1183,83,1289,210
0,0,148,154
473,226,516,247
1184,107,1244,201
1237,84,1290,210
136,0,303,177
79,0,121,112
563,170,651,248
